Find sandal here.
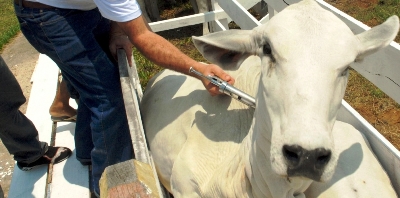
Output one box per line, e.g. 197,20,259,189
51,115,77,122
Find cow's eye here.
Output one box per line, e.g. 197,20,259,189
263,43,272,55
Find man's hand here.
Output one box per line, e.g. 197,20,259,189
109,23,134,67
193,63,235,96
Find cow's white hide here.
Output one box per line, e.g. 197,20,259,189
141,0,399,197
304,121,397,197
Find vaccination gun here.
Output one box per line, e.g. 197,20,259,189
189,67,255,108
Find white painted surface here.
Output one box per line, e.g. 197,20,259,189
50,100,91,198
216,0,261,30
149,10,229,33
9,54,59,198
9,55,91,198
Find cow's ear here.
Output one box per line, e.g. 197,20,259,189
192,30,255,70
356,15,399,62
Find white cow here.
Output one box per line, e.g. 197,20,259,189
140,0,399,197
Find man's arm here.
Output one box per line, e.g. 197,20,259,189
114,16,235,96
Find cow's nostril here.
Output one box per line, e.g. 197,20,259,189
283,145,302,165
317,154,330,163
315,149,331,168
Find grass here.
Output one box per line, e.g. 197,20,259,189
0,0,19,52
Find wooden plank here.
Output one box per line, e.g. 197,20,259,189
8,54,59,198
118,50,169,198
337,100,400,195
50,100,90,197
149,10,229,33
126,54,143,101
117,49,166,197
216,0,261,30
100,159,160,198
118,50,150,164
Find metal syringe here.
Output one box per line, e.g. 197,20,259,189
189,67,255,108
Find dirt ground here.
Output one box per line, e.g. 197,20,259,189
0,33,39,198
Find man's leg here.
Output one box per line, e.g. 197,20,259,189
0,55,45,163
49,76,77,122
14,6,133,194
0,56,72,170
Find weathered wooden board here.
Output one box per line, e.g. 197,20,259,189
100,159,160,198
100,49,166,197
118,50,150,164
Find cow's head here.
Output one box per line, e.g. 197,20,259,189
193,0,399,182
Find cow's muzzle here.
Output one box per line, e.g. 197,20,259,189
283,144,331,181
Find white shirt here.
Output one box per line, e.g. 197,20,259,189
27,0,142,22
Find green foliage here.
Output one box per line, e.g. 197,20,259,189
0,0,19,52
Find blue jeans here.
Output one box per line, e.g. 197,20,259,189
14,5,134,195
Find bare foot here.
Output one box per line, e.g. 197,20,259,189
49,105,77,118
